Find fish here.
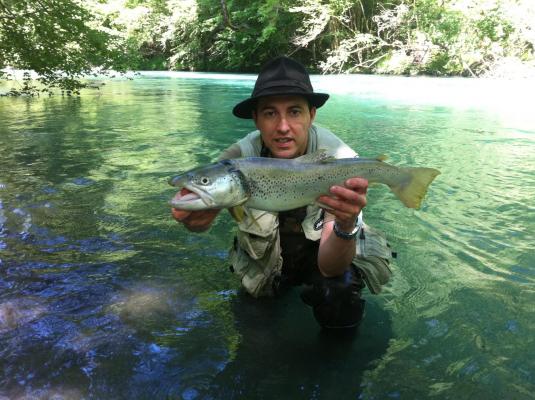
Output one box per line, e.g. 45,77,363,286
169,150,440,214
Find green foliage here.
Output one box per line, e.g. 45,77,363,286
167,0,302,72
0,0,128,94
316,0,535,76
1,0,534,85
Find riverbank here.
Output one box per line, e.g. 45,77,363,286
3,59,535,98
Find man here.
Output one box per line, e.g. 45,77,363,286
172,56,391,329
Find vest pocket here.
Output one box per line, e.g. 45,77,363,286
234,209,278,260
353,224,393,294
356,224,393,260
229,233,283,298
236,230,273,260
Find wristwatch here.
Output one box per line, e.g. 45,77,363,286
333,221,359,240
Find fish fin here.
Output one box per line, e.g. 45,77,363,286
228,206,245,222
320,156,338,163
295,149,331,163
229,206,262,229
376,154,388,162
390,167,441,209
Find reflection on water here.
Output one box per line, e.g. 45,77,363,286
1,74,534,399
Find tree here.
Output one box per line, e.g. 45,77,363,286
164,0,304,72
289,0,534,77
0,0,127,95
1,0,533,84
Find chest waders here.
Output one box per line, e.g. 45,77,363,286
276,207,367,329
229,125,394,329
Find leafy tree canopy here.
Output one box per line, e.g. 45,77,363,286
0,0,127,94
1,0,534,95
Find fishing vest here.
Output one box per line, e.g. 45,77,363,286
228,124,393,297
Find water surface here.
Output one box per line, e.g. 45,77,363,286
1,73,534,399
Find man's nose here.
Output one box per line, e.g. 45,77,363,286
276,117,290,133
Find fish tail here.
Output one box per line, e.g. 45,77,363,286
390,167,441,209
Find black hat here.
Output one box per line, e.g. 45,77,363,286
232,56,329,119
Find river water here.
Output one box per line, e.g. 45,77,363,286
1,73,534,399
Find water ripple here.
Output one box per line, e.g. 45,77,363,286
2,75,535,399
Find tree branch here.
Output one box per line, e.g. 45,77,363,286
220,0,238,30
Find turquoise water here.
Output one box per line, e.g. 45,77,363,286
1,73,534,399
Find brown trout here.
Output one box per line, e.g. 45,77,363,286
169,150,440,211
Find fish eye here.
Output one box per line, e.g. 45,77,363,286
200,177,210,185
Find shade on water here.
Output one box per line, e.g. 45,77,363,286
0,72,534,399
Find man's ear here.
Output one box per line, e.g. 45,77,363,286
252,110,258,126
309,106,317,122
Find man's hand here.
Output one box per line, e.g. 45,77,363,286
171,189,221,232
171,208,221,232
317,177,368,230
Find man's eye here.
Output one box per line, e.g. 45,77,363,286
263,111,275,118
289,109,301,116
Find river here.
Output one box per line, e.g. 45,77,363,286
1,72,534,399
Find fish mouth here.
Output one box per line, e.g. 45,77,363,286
169,185,216,209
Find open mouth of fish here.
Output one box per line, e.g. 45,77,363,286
170,186,216,209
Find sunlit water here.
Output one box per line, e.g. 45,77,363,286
1,73,535,399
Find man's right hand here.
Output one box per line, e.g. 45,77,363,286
171,188,221,232
171,208,221,232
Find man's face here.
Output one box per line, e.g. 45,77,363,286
253,95,316,159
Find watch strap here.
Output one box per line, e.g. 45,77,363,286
333,221,359,240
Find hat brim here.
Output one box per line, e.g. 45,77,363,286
232,91,330,119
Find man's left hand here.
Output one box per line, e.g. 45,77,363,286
317,177,368,230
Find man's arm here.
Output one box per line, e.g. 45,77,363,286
317,177,368,277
